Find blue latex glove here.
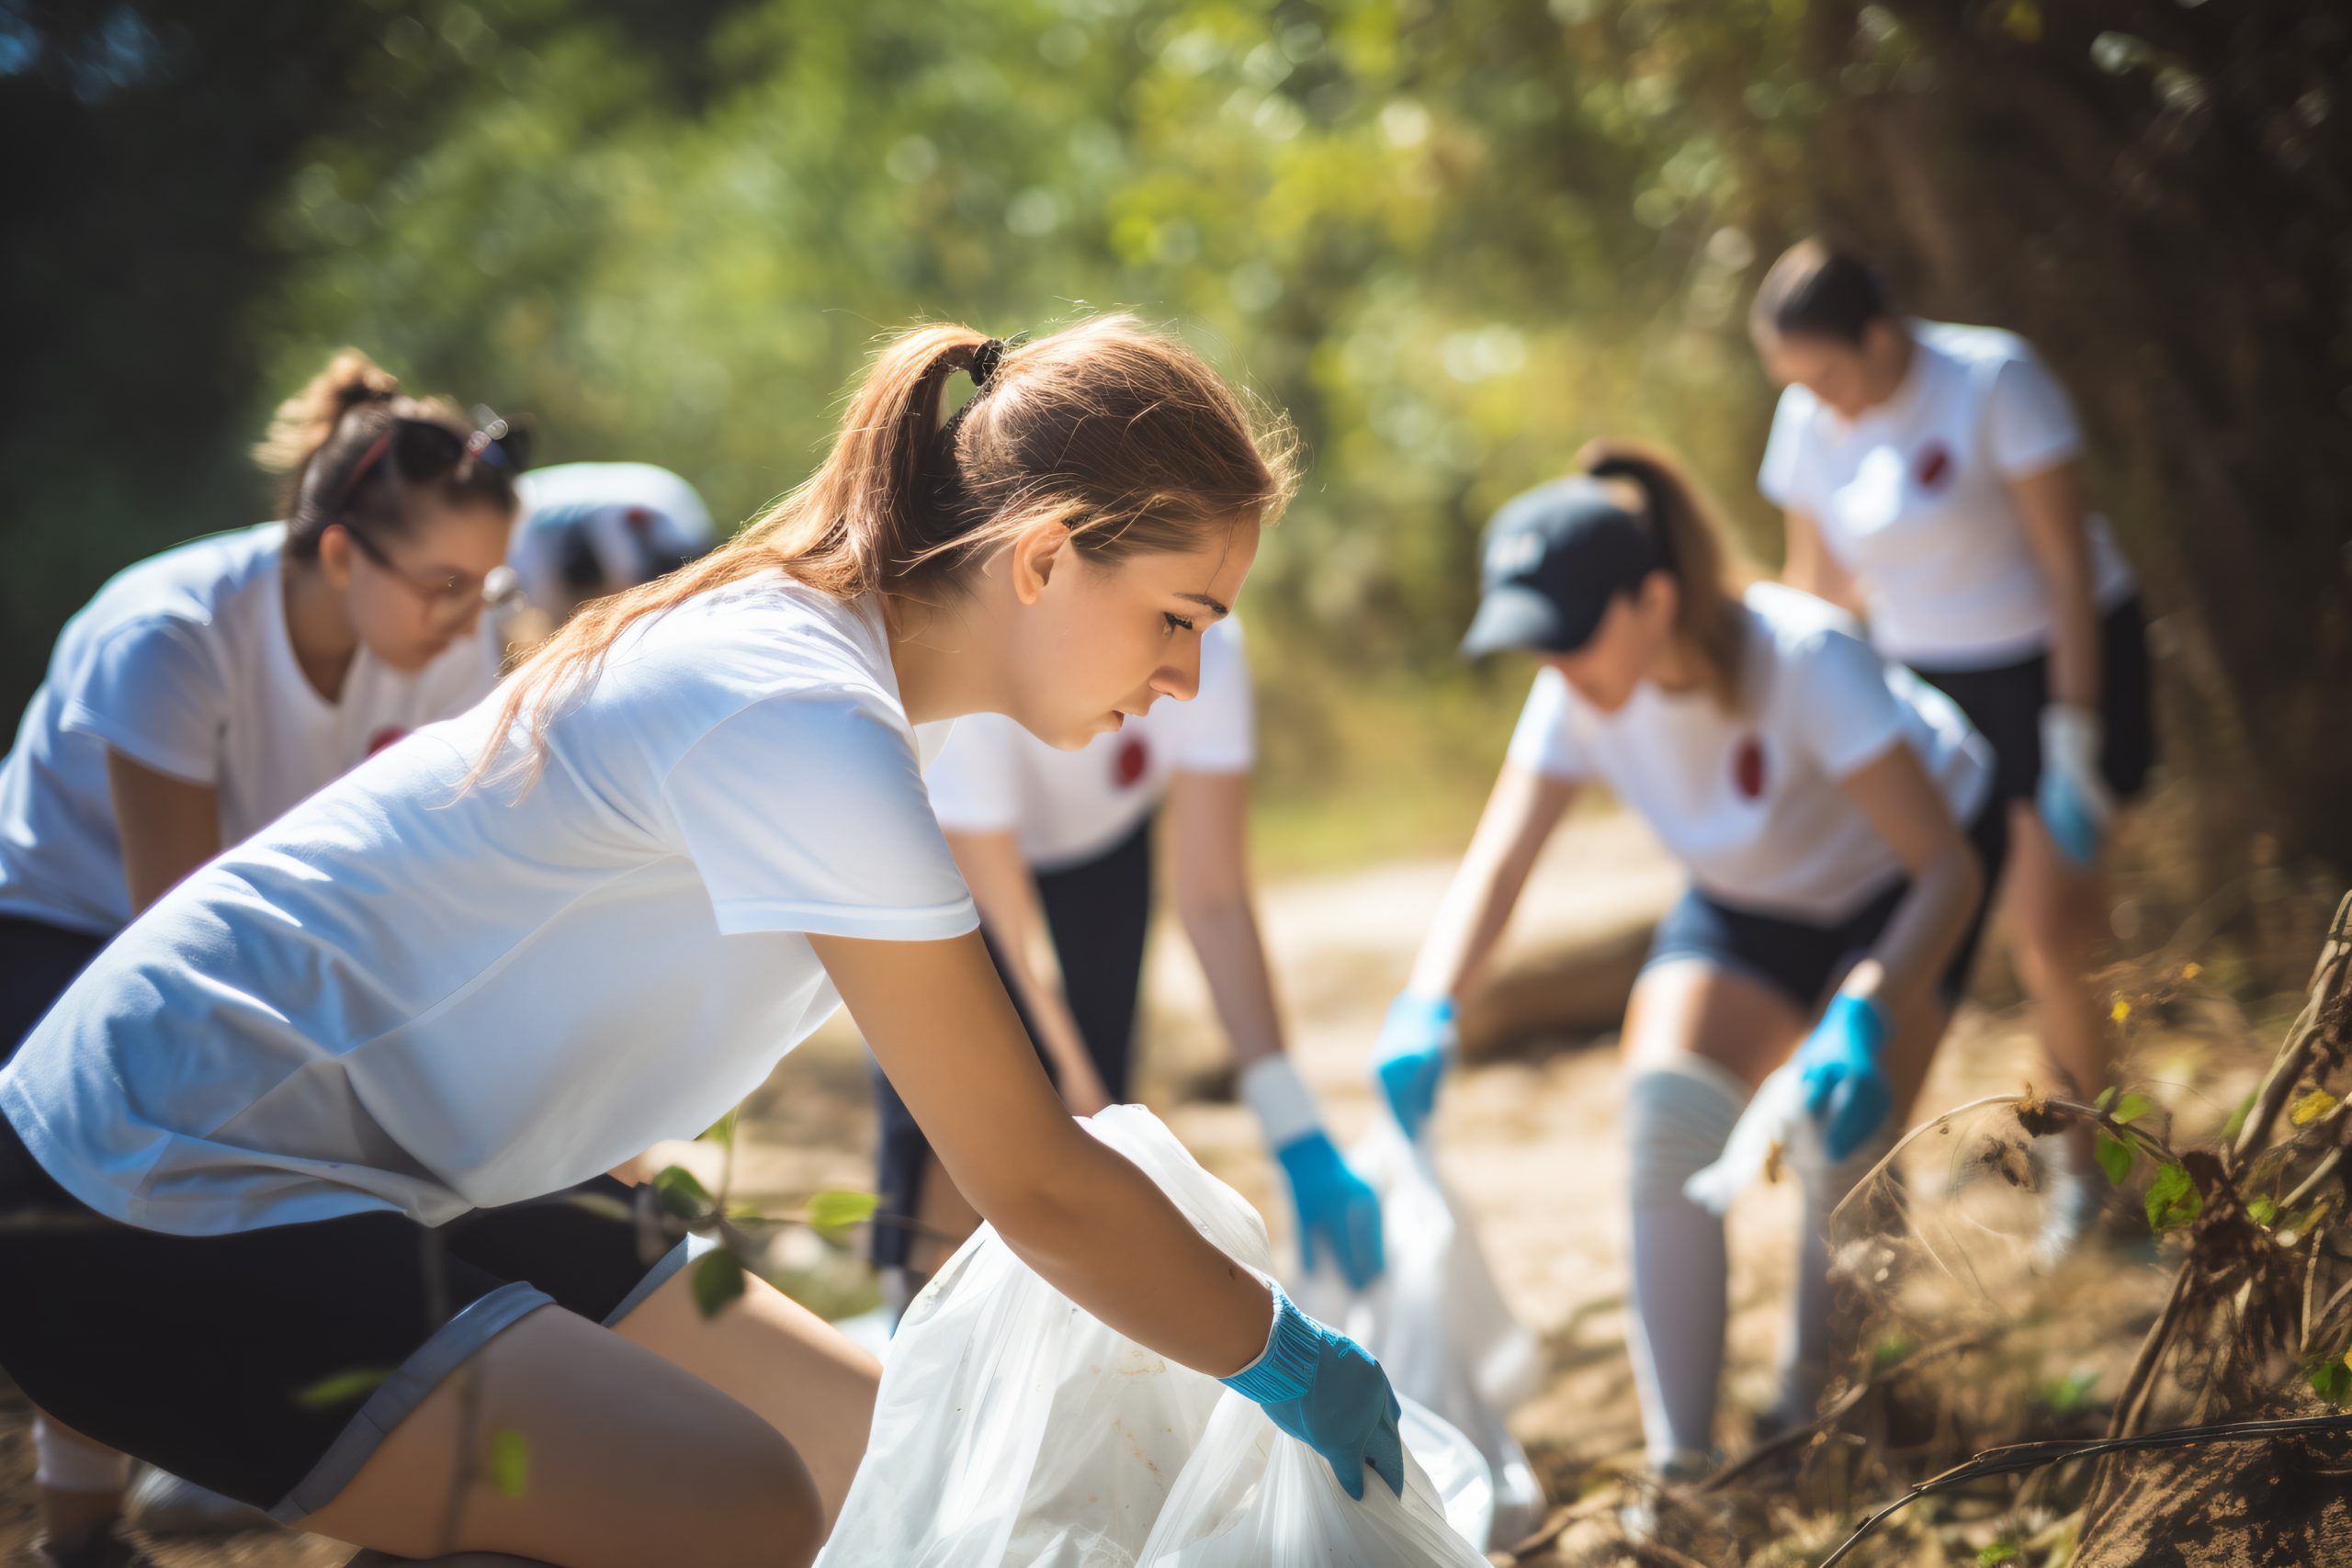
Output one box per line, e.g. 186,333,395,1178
1275,1129,1386,1291
1372,992,1456,1141
1221,1280,1405,1500
2037,705,2114,867
1795,991,1893,1163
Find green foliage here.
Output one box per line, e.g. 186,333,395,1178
2036,1367,2099,1417
2221,1091,2256,1145
805,1188,880,1241
691,1246,748,1317
2143,1162,2202,1234
2311,1351,2352,1408
2247,1194,2278,1225
2093,1131,2134,1187
487,1427,531,1498
651,1163,716,1221
291,1367,395,1411
2109,1091,2154,1126
1976,1541,2022,1566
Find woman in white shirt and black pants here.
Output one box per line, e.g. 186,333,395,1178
876,617,1382,1312
1368,444,1996,1478
1750,242,2157,1261
0,317,1404,1568
0,349,521,1567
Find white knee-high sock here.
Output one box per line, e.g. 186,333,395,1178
1777,1138,1889,1422
1623,1057,1747,1469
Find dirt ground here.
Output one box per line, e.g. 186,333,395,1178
0,812,2258,1564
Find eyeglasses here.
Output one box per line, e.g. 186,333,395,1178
342,525,522,624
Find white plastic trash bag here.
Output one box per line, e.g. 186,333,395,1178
1134,1386,1487,1567
1290,1119,1548,1549
816,1105,1487,1567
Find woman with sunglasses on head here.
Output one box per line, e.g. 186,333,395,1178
0,348,520,1568
1750,242,2157,1267
0,318,1402,1568
869,613,1385,1319
1368,444,1997,1481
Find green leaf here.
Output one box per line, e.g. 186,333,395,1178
1978,1541,2022,1566
806,1188,879,1238
2038,1367,2100,1416
700,1108,739,1147
2309,1353,2352,1408
651,1164,715,1221
2144,1162,2203,1233
2094,1132,2135,1186
2221,1091,2256,1144
291,1366,394,1411
2095,1086,2117,1111
691,1247,747,1318
487,1427,529,1498
1872,1332,1918,1369
2248,1195,2279,1225
2109,1091,2154,1126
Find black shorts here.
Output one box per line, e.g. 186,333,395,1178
1644,795,2007,1015
0,1115,701,1519
0,912,109,1065
1907,595,2156,808
869,811,1155,1269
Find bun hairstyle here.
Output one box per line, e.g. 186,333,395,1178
1577,439,1752,710
254,348,521,561
476,312,1296,786
1749,239,1893,348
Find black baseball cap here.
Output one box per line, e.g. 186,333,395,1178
1459,476,1666,659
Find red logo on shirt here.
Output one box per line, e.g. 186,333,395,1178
1733,736,1768,800
366,727,410,758
1114,736,1150,789
1916,442,1953,490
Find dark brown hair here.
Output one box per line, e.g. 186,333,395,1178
1750,239,1891,348
477,313,1295,782
1577,439,1753,710
254,348,519,562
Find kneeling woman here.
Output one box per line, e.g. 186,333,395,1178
0,319,1402,1568
1371,445,1996,1474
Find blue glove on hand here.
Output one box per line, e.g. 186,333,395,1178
1221,1280,1405,1501
1373,992,1456,1142
1795,991,1893,1163
2037,705,2114,867
1275,1130,1385,1291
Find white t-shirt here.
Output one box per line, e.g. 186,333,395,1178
1507,583,1993,921
1758,321,2136,668
0,573,977,1235
925,619,1255,871
0,524,499,937
510,462,718,612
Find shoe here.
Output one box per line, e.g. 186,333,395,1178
25,1529,159,1568
122,1466,276,1536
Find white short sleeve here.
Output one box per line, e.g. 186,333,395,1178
1503,667,1589,782
1787,626,1910,780
1757,386,1815,509
57,616,227,784
921,716,1026,835
1983,350,2084,478
1169,620,1255,774
662,691,978,941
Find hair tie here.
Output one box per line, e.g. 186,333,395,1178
970,338,1007,389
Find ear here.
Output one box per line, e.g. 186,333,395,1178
1006,517,1073,607
1641,568,1680,625
316,525,357,592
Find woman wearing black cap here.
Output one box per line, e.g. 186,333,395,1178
1749,241,2156,1268
1370,442,1999,1477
